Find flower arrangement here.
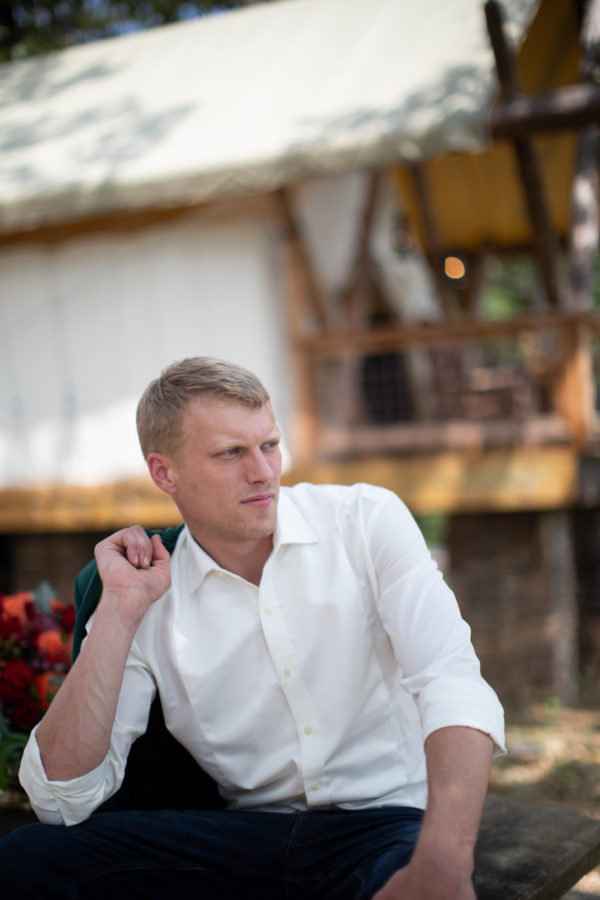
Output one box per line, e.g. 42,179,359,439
0,585,75,792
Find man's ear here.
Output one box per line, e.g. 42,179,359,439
146,452,177,495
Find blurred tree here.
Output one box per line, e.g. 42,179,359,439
0,1,268,61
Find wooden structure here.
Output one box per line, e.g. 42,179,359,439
271,0,600,527
1,0,599,638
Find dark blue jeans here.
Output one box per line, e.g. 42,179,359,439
0,806,424,898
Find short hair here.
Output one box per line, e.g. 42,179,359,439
136,357,270,459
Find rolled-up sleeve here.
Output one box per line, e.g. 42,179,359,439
368,490,506,756
19,628,157,826
19,731,112,826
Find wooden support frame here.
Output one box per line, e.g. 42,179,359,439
302,310,600,354
491,82,600,138
333,172,385,431
339,171,383,330
274,187,325,466
302,311,600,456
407,163,452,315
485,0,565,309
553,321,597,450
273,187,328,335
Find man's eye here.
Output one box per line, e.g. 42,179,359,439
221,448,240,458
263,440,280,451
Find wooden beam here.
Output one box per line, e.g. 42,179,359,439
285,446,579,515
300,310,600,356
334,172,384,430
317,416,571,456
408,163,452,315
0,478,181,534
0,447,578,530
463,251,486,317
491,82,600,138
274,188,328,334
274,187,329,464
0,194,275,246
485,0,565,309
340,171,382,330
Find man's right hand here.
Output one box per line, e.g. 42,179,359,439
34,526,171,785
94,526,172,626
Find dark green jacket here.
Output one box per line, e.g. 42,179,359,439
73,525,224,813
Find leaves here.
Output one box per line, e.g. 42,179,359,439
0,711,28,792
0,1,270,62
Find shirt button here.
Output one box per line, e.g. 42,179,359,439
283,667,291,677
304,725,313,735
310,782,319,791
264,607,273,616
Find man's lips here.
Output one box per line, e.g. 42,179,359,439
241,493,274,508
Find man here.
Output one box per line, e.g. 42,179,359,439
1,357,504,898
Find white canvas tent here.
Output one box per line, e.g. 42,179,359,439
0,0,539,500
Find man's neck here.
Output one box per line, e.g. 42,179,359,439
189,531,274,586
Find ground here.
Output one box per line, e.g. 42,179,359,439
490,673,600,896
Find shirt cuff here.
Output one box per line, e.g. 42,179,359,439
19,726,109,825
416,676,507,757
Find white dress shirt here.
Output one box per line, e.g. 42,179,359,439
20,482,505,826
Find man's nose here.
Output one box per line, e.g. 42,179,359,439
245,449,272,482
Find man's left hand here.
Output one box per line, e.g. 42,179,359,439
372,857,476,899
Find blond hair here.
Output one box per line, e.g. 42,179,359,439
136,357,270,459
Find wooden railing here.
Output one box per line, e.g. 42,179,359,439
293,312,600,463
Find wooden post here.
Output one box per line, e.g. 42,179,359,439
274,188,329,334
463,251,486,318
341,171,381,329
538,510,579,705
274,188,325,466
335,172,384,430
553,321,596,450
485,0,565,308
408,163,452,316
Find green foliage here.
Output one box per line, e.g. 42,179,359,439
0,1,269,62
415,513,448,548
0,712,28,791
480,256,539,320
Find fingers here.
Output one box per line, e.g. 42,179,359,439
120,526,153,568
149,533,170,563
95,526,156,569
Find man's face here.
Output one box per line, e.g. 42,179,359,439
165,397,282,550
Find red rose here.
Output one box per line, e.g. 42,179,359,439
0,659,35,705
50,601,75,634
10,697,43,732
0,614,24,642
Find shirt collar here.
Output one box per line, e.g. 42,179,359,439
178,486,318,595
273,486,318,550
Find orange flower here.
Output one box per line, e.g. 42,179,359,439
1,592,33,626
34,670,64,711
35,629,68,665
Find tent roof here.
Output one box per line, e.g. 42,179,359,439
0,0,538,235
396,0,581,252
